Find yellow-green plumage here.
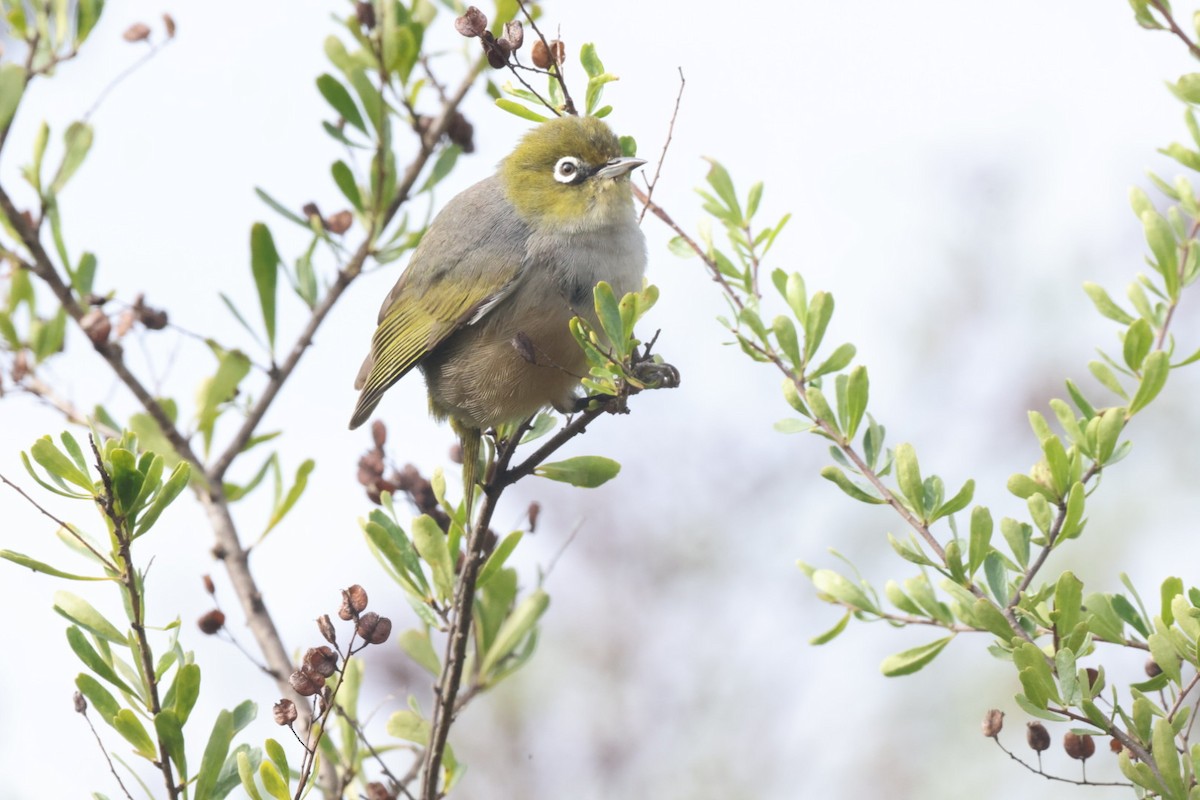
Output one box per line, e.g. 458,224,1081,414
349,116,646,505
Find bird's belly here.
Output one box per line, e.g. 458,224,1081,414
420,300,585,429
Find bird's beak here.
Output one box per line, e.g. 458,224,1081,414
596,156,647,180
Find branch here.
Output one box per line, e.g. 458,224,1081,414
1148,0,1200,60
638,68,685,224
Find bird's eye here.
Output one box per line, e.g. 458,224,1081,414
553,156,582,184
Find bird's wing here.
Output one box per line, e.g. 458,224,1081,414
349,177,528,429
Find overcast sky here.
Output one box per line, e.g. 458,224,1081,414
2,2,1198,798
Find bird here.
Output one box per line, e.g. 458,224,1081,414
349,114,647,512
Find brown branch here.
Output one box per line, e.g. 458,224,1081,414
990,735,1132,788
78,702,136,800
0,471,117,570
1148,0,1200,60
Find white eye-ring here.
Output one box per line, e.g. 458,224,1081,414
553,156,582,184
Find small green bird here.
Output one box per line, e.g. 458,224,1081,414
349,115,647,502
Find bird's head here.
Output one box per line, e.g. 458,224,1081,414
500,115,645,233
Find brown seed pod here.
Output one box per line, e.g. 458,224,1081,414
346,584,369,613
317,614,337,645
1145,658,1162,677
356,612,392,645
501,20,524,50
273,699,298,725
454,6,487,38
1084,667,1100,691
303,645,339,678
1063,732,1096,761
326,210,353,235
528,501,541,533
202,574,216,595
483,35,511,69
123,23,151,42
1109,737,1123,754
355,1,376,30
197,609,226,635
1026,722,1051,753
80,308,111,346
162,14,176,38
981,709,1004,738
288,668,325,696
366,782,396,800
73,691,87,713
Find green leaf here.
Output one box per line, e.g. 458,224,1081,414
133,462,190,538
155,710,187,781
54,591,125,643
0,550,108,580
819,465,884,504
702,157,742,223
249,223,280,351
253,187,308,228
0,64,27,134
480,588,550,677
50,121,93,195
196,349,252,454
398,629,440,676
1088,360,1128,399
194,709,236,800
1123,318,1154,371
1083,282,1135,324
1013,641,1061,707
579,42,604,77
1053,572,1083,641
258,761,290,800
967,506,992,576
880,636,953,677
811,569,876,613
75,0,103,45
809,342,855,380
316,73,366,133
931,479,974,523
419,145,462,195
894,443,925,518
535,456,621,488
262,459,315,537
386,709,430,745
1141,209,1179,294
478,531,523,587
593,280,623,347
113,708,157,760
66,627,134,695
331,160,363,211
803,292,833,363
30,435,94,492
75,673,121,724
412,514,454,602
494,98,548,123
809,611,851,645
1130,350,1170,415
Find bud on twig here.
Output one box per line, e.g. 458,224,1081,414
197,609,225,635
73,691,87,713
202,574,215,595
1063,732,1095,761
1026,722,1051,753
981,709,1004,738
355,1,376,30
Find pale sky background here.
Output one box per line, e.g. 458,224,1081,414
2,2,1199,798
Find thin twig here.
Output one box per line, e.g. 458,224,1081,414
514,0,576,115
79,706,136,800
1148,0,1200,60
0,471,117,570
990,736,1131,788
83,40,171,122
639,68,685,224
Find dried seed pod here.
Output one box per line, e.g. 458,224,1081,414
346,584,369,613
202,574,215,595
502,20,524,50
114,309,135,339
446,111,475,153
273,699,298,725
366,782,396,800
303,645,339,678
133,294,169,330
1063,732,1095,761
197,609,226,635
73,691,87,713
1145,658,1162,677
1026,722,1051,753
1084,668,1100,691
326,210,353,235
531,38,551,69
356,612,392,645
288,668,325,696
371,419,387,449
454,6,487,38
123,23,151,42
528,501,541,532
317,614,337,645
981,709,1004,738
1109,737,1123,754
355,1,376,30
483,35,511,69
302,202,323,226
80,308,111,346
162,13,176,38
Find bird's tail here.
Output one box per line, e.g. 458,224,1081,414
454,421,483,525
